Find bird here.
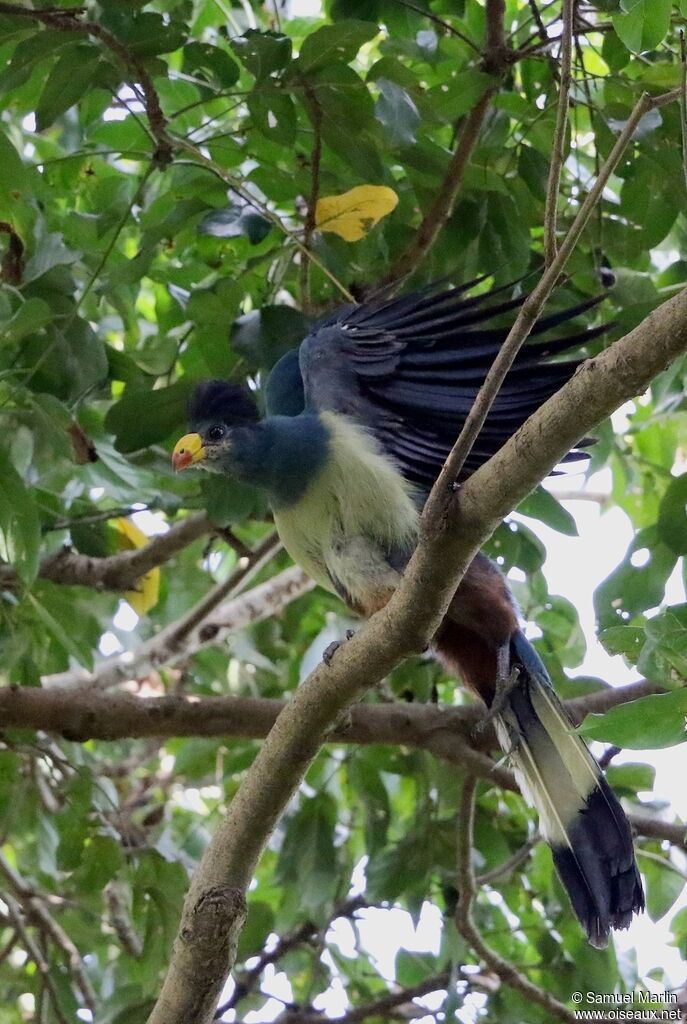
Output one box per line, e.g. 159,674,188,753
172,279,644,948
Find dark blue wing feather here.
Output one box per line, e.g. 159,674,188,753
296,281,602,491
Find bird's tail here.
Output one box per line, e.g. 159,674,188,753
494,630,644,947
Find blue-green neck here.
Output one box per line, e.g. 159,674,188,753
226,414,329,508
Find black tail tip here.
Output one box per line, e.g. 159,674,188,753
552,781,644,948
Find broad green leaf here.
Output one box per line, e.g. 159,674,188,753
106,382,193,453
296,20,378,74
200,475,262,526
35,45,102,131
612,0,672,53
230,30,292,81
579,689,687,748
0,451,40,582
518,486,578,537
0,128,27,197
247,92,297,146
182,41,240,88
375,77,420,147
641,853,686,921
315,184,398,241
658,474,687,555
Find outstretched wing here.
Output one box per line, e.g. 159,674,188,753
298,281,603,490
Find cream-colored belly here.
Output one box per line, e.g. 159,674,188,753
273,412,419,610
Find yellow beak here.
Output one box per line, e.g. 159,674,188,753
172,433,206,471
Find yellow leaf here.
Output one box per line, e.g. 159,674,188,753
315,185,399,242
113,518,160,616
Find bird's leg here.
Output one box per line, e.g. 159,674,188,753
322,629,356,666
474,642,520,734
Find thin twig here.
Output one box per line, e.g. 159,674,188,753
216,897,366,1017
455,777,576,1023
680,31,687,194
544,0,574,266
423,88,661,522
388,0,481,54
476,834,541,885
300,85,323,312
527,0,549,46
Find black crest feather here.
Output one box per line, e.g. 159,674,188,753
188,380,260,429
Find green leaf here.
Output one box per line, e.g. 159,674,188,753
599,625,645,662
606,762,655,794
276,794,338,913
579,689,687,748
182,41,240,88
236,901,275,961
247,91,297,146
0,451,40,582
296,20,378,75
641,852,686,921
658,474,687,555
0,298,52,344
105,382,194,453
375,78,420,147
0,127,28,196
35,45,102,131
518,486,578,536
197,206,272,245
230,30,292,81
427,69,495,121
594,528,677,629
0,29,83,95
200,475,261,526
612,0,672,53
231,305,309,371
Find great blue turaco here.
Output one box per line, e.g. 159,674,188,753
172,280,644,948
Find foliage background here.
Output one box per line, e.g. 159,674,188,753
0,0,685,1021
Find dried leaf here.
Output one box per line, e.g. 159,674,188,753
113,518,160,615
315,185,398,241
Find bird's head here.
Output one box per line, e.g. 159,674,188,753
172,380,260,473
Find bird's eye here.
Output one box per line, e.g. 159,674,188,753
207,425,225,442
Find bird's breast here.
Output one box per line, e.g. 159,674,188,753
273,412,419,614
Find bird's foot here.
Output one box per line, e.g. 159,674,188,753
322,629,356,667
473,644,520,735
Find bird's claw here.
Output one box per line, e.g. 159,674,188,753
322,629,355,666
473,644,520,736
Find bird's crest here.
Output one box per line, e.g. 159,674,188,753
188,380,259,429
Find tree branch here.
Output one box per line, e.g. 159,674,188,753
543,0,574,266
0,512,212,594
43,562,312,691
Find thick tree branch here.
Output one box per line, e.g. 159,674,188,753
2,679,681,847
1,678,653,743
147,274,687,1023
